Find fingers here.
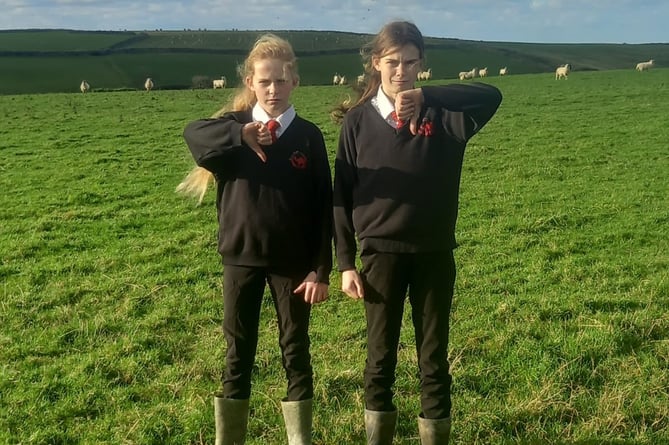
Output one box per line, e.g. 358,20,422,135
395,88,424,135
304,286,328,304
341,270,364,300
296,282,329,305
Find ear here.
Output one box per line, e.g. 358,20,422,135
372,56,381,72
244,76,254,91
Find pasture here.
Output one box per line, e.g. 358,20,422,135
1,29,667,94
1,69,668,444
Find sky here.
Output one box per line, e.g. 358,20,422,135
1,0,668,44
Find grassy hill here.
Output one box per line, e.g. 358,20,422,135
0,29,666,94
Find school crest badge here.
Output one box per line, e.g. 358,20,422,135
289,151,308,169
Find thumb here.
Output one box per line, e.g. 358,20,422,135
409,106,421,135
243,122,267,162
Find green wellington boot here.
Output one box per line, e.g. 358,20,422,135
214,395,250,445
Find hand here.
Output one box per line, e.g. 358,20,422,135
395,88,424,135
294,271,329,305
341,269,364,300
241,121,268,162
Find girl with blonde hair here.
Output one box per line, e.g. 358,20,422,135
179,34,333,445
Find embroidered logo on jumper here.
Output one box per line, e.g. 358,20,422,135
289,151,308,169
417,118,434,136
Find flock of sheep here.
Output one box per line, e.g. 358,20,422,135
78,59,657,93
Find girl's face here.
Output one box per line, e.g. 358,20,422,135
246,58,297,118
373,44,421,101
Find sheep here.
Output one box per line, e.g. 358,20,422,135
458,68,477,81
417,68,432,81
333,73,341,85
478,67,488,77
144,77,154,92
555,63,571,80
80,80,90,93
338,75,347,85
212,76,226,89
357,74,365,85
499,67,508,76
635,59,655,71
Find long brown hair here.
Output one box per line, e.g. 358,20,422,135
177,34,299,203
332,21,425,123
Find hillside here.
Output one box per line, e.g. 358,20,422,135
0,29,666,94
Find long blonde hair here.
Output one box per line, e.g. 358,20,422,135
332,21,425,123
176,33,299,203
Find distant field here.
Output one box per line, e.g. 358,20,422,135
0,29,667,94
1,69,667,444
0,29,135,51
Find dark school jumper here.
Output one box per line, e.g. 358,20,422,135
183,110,333,401
333,83,502,418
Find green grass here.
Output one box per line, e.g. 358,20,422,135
1,69,668,444
0,29,135,52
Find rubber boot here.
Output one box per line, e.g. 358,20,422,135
417,416,451,445
214,395,249,445
364,409,397,445
281,399,313,445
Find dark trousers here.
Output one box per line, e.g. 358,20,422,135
221,265,313,401
361,250,455,419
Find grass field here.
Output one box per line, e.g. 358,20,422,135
1,69,668,444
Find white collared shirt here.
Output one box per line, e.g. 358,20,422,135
252,103,296,139
371,86,400,129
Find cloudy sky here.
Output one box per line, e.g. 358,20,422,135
1,0,667,44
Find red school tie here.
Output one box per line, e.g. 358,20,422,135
390,111,404,128
267,119,280,143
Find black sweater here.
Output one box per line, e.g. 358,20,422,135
333,83,503,271
183,111,333,283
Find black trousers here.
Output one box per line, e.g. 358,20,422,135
221,265,313,401
361,250,455,419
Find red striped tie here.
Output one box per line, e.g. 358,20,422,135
267,119,280,143
390,111,404,128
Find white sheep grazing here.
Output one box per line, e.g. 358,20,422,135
417,68,432,81
333,73,341,85
499,67,508,76
478,67,488,77
635,59,655,71
80,80,90,93
212,76,226,89
555,63,571,80
459,68,477,80
144,77,154,92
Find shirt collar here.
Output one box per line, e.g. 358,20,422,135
252,103,296,137
374,86,395,120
